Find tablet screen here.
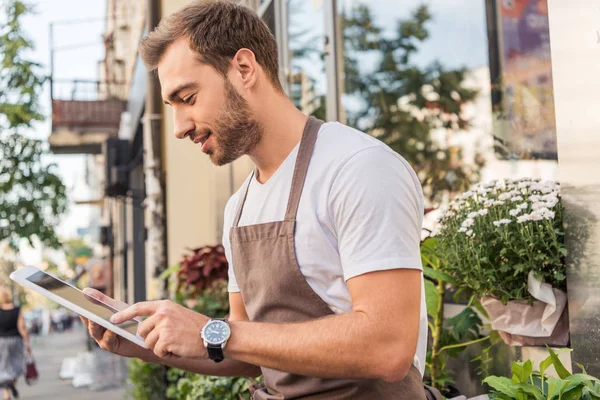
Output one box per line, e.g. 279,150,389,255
26,270,139,335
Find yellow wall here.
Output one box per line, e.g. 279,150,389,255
161,0,255,268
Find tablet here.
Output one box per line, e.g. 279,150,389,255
10,265,147,349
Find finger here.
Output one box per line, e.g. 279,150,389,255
83,288,130,311
110,301,161,324
137,314,159,339
89,321,107,342
102,329,120,352
153,338,172,359
144,329,160,351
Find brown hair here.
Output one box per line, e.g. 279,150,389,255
140,1,282,91
0,286,13,305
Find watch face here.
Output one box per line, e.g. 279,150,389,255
203,320,230,345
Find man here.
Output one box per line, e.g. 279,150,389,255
82,1,434,398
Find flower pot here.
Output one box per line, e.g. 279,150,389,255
481,271,569,346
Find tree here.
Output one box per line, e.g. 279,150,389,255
0,0,67,250
341,5,484,205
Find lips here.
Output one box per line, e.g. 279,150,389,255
193,131,211,146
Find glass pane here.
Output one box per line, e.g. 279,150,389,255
287,0,327,119
337,0,491,203
336,0,558,205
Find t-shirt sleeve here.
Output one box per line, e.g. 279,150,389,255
223,197,241,293
328,146,424,281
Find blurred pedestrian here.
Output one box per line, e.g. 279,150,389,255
0,286,31,400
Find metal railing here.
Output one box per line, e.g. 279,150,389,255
50,79,127,129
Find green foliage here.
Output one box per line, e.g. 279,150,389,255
166,368,262,400
126,358,168,400
341,4,483,204
130,245,261,399
436,178,567,303
0,0,67,249
421,237,491,392
485,348,600,400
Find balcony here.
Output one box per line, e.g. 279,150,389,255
49,80,127,154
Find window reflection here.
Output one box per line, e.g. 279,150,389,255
487,0,557,160
287,0,326,119
337,0,489,204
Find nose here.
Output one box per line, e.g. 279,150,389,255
173,108,195,140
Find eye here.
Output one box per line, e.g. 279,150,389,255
183,94,196,105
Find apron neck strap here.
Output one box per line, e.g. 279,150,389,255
284,116,323,221
232,116,323,227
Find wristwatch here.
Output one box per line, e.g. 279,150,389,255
201,318,231,363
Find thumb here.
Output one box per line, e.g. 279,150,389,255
83,288,130,312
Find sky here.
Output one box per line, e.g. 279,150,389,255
7,0,107,263
8,0,490,262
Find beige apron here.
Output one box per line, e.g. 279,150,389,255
230,117,426,399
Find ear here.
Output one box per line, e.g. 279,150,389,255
230,48,258,90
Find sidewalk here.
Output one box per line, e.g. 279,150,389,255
18,324,128,399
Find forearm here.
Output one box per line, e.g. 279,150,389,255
226,311,413,382
141,350,262,378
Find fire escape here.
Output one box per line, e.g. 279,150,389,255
47,22,127,155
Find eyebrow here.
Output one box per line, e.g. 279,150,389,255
163,82,199,105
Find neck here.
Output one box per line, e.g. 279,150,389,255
248,90,309,183
1,304,13,309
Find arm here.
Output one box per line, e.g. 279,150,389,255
82,289,261,378
17,310,31,351
225,269,421,382
141,293,261,378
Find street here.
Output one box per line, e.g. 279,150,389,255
17,323,127,399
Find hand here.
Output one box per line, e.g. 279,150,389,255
80,288,152,360
25,342,31,354
110,300,210,360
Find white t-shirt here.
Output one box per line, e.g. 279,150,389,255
222,121,427,375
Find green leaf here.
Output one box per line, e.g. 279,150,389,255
444,307,482,341
513,382,544,400
512,360,534,384
576,362,588,374
539,355,553,377
422,266,458,285
559,247,568,257
484,376,519,397
548,346,572,379
424,279,440,319
159,264,181,280
561,373,600,396
547,376,568,400
561,386,584,400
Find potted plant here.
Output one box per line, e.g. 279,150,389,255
484,347,600,399
434,178,569,346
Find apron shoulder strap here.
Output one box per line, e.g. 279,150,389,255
284,116,323,221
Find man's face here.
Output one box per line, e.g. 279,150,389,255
158,38,262,166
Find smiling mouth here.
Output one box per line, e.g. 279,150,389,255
192,131,211,146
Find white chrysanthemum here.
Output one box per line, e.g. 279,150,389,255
509,209,522,216
462,218,475,228
478,209,489,216
529,194,541,202
468,212,478,219
499,193,512,201
532,202,546,210
517,214,532,223
458,226,467,233
466,229,474,237
493,201,505,206
511,195,524,202
493,219,512,227
518,203,528,210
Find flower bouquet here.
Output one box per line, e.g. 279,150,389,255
435,178,569,346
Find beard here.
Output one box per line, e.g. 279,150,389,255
205,78,263,166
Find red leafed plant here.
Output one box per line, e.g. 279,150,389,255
176,244,229,298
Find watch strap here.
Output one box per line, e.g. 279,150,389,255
207,344,224,363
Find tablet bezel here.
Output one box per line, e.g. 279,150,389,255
10,265,148,349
